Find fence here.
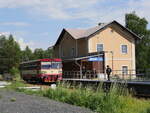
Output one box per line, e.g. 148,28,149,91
63,69,150,81
63,70,97,79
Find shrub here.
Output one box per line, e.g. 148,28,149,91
5,81,150,113
43,83,150,113
10,67,20,81
10,97,16,102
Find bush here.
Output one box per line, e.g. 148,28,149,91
6,81,150,113
43,83,150,113
0,74,3,80
10,67,20,81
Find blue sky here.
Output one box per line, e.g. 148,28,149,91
0,0,150,50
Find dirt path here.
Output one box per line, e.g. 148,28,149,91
0,90,93,113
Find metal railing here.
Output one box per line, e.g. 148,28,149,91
63,70,97,79
63,69,150,81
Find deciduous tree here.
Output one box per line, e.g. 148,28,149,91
125,12,150,69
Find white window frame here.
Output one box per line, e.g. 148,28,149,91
122,65,128,75
121,45,128,54
97,43,103,52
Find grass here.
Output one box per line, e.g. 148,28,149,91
5,81,150,113
5,81,27,90
10,97,16,102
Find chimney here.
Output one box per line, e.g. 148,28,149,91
98,23,105,26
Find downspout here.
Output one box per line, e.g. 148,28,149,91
75,60,82,79
110,51,114,75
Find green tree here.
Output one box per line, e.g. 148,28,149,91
21,46,34,61
0,35,7,73
33,48,53,60
125,12,150,69
33,48,45,59
0,34,21,74
44,48,53,58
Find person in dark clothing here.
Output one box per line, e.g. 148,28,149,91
106,65,112,81
82,66,86,78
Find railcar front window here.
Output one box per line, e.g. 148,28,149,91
41,62,62,69
51,62,62,69
41,65,51,69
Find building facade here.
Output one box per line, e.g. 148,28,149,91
54,21,140,79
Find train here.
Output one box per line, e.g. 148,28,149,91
20,58,62,83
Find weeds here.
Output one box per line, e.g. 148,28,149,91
43,82,150,113
10,97,16,102
5,81,150,113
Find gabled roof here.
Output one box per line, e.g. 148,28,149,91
54,20,141,46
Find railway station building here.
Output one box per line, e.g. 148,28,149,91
53,20,140,79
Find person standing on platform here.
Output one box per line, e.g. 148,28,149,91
82,66,86,78
106,65,112,81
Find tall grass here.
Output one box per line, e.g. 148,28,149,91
5,81,150,113
43,82,150,113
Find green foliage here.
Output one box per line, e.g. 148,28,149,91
0,35,21,74
10,67,20,80
5,81,27,90
21,47,53,62
5,81,150,113
125,11,148,37
21,46,34,61
42,83,150,113
10,67,19,76
33,48,53,60
0,34,53,79
125,12,150,69
33,48,45,59
10,97,16,102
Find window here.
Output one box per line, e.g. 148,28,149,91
97,44,103,52
41,65,51,69
71,48,75,57
41,62,52,69
121,45,127,54
122,66,128,75
51,62,62,69
61,49,64,57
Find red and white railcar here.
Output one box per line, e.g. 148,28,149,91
20,59,62,83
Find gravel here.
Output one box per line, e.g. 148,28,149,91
0,90,93,113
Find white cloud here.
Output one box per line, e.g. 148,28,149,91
0,22,30,27
0,32,11,37
0,31,35,50
0,0,150,26
128,0,150,21
0,0,99,20
17,38,35,50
